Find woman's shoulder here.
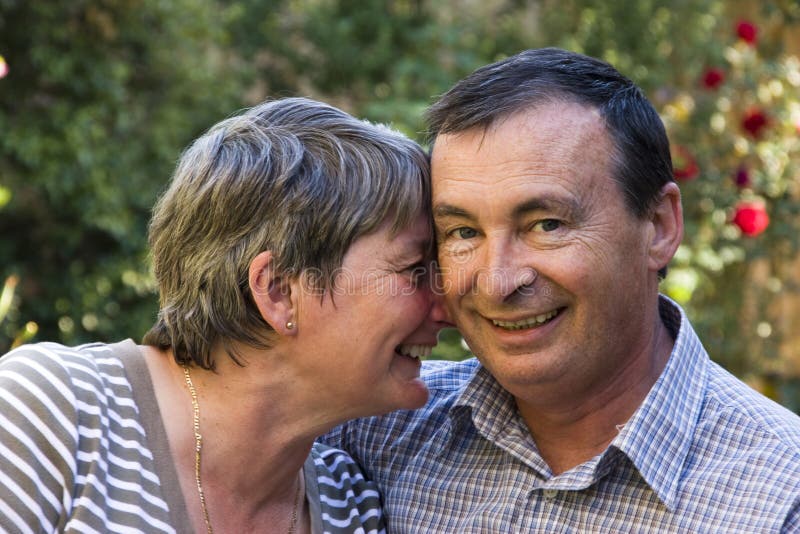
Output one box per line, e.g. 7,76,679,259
1,340,132,388
309,442,385,533
0,340,140,418
0,340,176,532
2,339,129,369
309,442,378,492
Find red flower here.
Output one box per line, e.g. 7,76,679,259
0,55,8,80
736,21,757,45
702,68,724,90
672,145,699,181
742,109,768,138
734,166,750,188
733,201,769,236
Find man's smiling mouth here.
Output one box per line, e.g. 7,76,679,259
491,308,561,331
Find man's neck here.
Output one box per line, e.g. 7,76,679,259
515,319,675,476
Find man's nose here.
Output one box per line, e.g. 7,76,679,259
476,238,537,302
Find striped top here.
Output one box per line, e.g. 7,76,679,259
0,340,385,534
323,297,800,532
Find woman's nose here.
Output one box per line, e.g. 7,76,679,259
427,286,455,328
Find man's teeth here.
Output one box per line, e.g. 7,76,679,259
492,309,559,330
397,345,432,359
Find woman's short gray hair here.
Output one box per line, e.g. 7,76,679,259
142,97,430,369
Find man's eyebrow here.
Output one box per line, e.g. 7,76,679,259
435,196,578,219
432,204,475,220
512,196,579,218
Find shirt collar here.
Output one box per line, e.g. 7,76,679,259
608,296,709,510
449,296,709,509
451,363,518,440
451,363,551,474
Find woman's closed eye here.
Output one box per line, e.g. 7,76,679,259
401,261,428,284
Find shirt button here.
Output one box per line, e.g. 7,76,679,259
543,489,558,500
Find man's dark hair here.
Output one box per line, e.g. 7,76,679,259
426,47,674,219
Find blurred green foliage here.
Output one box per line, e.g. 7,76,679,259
2,0,799,408
0,0,248,346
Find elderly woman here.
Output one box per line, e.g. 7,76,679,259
0,97,450,533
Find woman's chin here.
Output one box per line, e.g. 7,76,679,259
387,352,429,405
367,378,430,417
390,377,430,412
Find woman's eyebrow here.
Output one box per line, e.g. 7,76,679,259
393,233,431,260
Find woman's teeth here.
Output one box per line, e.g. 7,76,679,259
492,309,559,330
397,345,432,359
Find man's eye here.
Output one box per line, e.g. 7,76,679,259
450,227,478,239
534,219,561,232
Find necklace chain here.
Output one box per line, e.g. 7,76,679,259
182,366,303,534
182,366,214,534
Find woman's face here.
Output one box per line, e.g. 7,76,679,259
293,214,448,419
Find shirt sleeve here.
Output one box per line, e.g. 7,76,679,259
0,346,79,533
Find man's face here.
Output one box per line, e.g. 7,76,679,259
431,101,659,406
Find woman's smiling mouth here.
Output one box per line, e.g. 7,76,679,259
396,344,433,359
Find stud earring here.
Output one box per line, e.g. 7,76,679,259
286,321,295,330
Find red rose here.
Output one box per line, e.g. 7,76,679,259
733,201,769,236
734,166,750,187
736,21,757,45
672,145,699,181
742,109,768,138
702,68,724,90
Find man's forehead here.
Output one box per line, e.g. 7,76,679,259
434,106,605,166
430,102,616,216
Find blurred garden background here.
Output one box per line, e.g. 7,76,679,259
2,0,800,411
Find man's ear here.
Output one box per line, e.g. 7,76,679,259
648,182,684,274
249,251,298,336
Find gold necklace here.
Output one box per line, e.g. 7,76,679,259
182,365,213,534
182,366,303,534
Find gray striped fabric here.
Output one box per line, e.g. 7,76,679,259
308,444,385,533
0,342,385,533
0,342,173,533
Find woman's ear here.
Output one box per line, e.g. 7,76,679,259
249,251,298,336
648,182,684,274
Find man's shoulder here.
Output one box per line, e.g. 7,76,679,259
421,357,480,393
666,362,800,521
405,357,481,419
365,358,479,428
666,298,800,454
702,360,800,456
320,358,480,457
369,358,480,440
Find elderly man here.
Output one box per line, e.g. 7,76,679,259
323,48,800,532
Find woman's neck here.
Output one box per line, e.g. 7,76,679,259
141,344,317,531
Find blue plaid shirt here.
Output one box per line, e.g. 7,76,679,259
323,298,800,532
